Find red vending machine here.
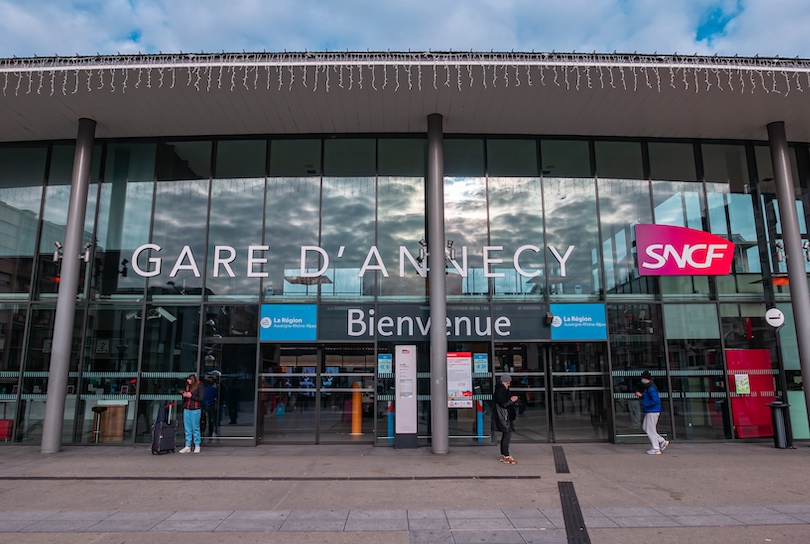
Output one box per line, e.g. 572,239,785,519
725,349,776,438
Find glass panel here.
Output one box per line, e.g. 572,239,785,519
318,345,375,442
156,141,211,180
320,176,375,299
654,181,710,298
36,144,101,300
668,337,726,440
206,178,265,301
445,139,484,177
0,304,25,442
215,139,266,178
489,178,544,299
648,142,697,181
495,343,547,441
270,139,321,177
487,139,538,176
378,140,427,300
595,141,643,179
377,176,426,300
540,140,591,178
598,178,655,298
665,303,724,440
259,344,318,443
96,142,156,300
0,144,47,297
264,177,320,299
135,305,201,443
608,304,665,439
445,175,488,298
705,144,765,295
664,304,720,339
543,178,600,299
19,307,82,444
149,179,209,301
324,139,375,176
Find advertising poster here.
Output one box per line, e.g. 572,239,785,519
447,352,473,408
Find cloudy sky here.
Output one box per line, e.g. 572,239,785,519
0,0,807,59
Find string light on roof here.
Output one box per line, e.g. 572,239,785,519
2,51,810,97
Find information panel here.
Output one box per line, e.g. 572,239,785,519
394,345,418,447
447,352,473,408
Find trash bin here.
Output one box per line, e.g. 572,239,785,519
766,401,792,449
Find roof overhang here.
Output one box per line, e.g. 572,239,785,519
2,52,810,143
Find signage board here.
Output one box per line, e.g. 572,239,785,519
259,304,318,341
634,224,734,276
765,307,785,329
447,352,473,408
549,303,607,341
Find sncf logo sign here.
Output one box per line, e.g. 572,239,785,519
635,224,734,276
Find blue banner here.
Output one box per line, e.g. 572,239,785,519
549,303,607,341
260,304,318,341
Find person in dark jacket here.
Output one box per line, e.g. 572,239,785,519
179,374,205,454
635,370,669,455
491,373,519,464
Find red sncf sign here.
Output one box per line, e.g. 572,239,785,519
634,224,735,276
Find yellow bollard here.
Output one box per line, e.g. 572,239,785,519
351,382,362,435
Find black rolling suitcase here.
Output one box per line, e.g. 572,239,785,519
151,402,177,455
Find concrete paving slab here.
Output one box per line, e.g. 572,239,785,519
409,529,455,543
517,529,567,543
152,519,225,531
21,520,98,532
280,519,348,531
227,509,290,520
669,514,744,526
214,519,284,531
451,529,525,543
287,509,349,520
406,509,447,519
608,515,680,528
408,518,450,529
348,509,408,519
445,508,510,519
725,513,806,525
165,510,232,521
345,518,409,531
0,521,34,532
0,510,58,520
47,510,117,521
89,519,162,531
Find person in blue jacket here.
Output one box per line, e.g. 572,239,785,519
635,370,669,455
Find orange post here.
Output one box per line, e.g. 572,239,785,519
351,382,362,435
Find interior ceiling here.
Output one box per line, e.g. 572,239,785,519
1,62,810,143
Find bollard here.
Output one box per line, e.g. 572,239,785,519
766,401,793,449
476,400,484,442
351,382,362,435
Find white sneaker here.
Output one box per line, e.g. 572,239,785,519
193,445,201,454
178,446,191,454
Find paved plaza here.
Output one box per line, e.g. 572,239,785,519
0,440,808,543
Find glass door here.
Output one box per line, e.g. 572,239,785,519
257,344,375,444
495,343,549,442
548,343,610,441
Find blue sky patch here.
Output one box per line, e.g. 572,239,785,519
696,5,740,42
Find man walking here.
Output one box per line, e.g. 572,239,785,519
635,370,669,455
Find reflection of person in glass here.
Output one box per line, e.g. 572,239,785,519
491,373,519,464
179,374,205,454
202,377,219,437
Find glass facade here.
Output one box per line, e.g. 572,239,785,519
0,134,807,446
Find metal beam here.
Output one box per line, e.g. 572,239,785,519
40,118,96,453
767,121,810,425
427,113,449,454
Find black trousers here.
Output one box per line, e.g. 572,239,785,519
500,431,512,456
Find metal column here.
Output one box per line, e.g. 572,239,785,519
767,121,810,424
41,118,96,454
427,113,449,454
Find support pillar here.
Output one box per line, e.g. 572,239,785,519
427,113,449,454
767,121,810,424
41,118,96,453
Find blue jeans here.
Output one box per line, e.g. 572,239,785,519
183,408,201,447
